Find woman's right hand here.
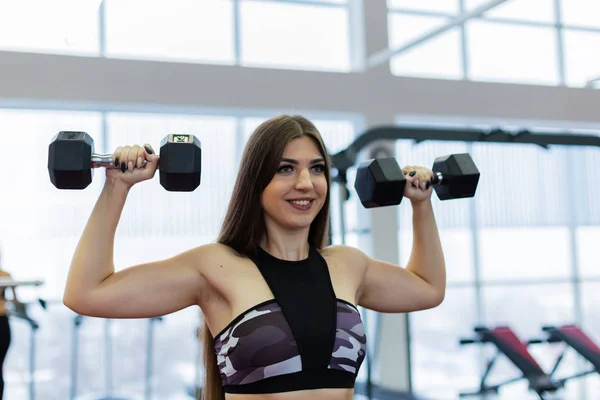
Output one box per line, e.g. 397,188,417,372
106,144,159,189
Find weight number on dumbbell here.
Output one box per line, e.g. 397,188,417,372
172,134,191,143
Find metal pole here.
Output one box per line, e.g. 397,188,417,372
145,319,152,400
29,324,37,400
71,315,83,400
105,319,112,397
337,172,348,245
144,317,161,400
364,309,372,400
194,321,203,396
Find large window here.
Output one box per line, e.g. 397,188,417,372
239,0,350,71
0,0,100,55
466,21,559,85
104,0,235,64
561,0,600,28
0,0,352,72
0,1,352,72
2,1,597,87
387,14,462,79
563,30,600,87
387,0,600,87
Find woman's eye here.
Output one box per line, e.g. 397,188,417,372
278,165,293,173
312,164,326,172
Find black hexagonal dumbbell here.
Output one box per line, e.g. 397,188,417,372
48,131,202,192
354,153,480,208
353,158,406,208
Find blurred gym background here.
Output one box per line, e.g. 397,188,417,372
0,0,598,399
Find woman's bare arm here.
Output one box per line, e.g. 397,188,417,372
63,175,221,319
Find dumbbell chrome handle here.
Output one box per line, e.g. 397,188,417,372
91,154,150,169
432,171,444,185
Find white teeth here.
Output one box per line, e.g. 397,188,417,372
291,200,310,206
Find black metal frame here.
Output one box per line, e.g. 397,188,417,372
331,125,600,174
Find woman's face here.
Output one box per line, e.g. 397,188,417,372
261,136,328,232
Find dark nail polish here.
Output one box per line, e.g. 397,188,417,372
426,181,431,189
144,146,153,155
115,157,119,167
121,162,126,173
409,171,416,177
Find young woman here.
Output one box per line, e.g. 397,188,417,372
63,115,445,400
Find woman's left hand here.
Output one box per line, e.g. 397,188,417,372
402,165,434,204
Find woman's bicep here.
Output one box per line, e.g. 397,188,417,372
358,256,442,313
65,245,219,319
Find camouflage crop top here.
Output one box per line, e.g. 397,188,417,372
212,245,367,394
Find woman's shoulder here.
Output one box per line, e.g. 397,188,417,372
187,242,253,273
190,242,244,261
320,244,368,269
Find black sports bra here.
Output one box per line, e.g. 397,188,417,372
212,245,367,394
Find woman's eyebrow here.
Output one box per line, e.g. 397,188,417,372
280,158,325,164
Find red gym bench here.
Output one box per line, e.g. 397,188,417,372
530,324,600,382
459,325,562,400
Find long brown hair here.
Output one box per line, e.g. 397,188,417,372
201,115,332,400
